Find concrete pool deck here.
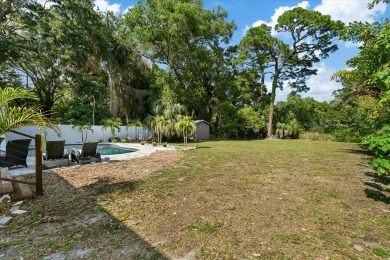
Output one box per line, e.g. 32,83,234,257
8,143,176,177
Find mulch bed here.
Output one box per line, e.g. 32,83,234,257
0,150,183,259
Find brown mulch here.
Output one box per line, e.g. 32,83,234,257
51,150,183,189
0,151,183,259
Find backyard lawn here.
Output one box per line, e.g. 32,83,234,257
0,140,389,259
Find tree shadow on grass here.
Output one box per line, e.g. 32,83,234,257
78,176,142,196
3,173,169,259
343,148,373,156
363,173,390,205
365,172,390,185
194,146,211,149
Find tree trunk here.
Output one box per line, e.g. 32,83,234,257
267,76,278,138
260,70,265,99
108,63,117,116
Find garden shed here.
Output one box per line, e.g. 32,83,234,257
194,120,211,141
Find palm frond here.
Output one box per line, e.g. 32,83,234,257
0,88,37,107
0,106,59,136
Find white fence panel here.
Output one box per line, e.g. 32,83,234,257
1,124,152,150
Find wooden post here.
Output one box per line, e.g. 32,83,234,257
35,134,43,196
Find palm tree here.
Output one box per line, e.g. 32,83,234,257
149,115,166,144
0,87,59,136
175,116,196,145
145,99,186,143
72,123,93,142
102,118,121,141
127,119,143,141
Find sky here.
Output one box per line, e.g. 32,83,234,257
92,0,390,102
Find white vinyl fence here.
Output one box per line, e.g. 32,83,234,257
1,124,152,150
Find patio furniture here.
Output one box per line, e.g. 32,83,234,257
71,142,101,165
43,140,70,169
0,138,5,161
0,139,32,168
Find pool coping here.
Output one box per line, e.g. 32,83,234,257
8,143,176,177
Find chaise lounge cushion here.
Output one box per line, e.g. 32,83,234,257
71,142,101,165
0,139,32,168
43,140,70,169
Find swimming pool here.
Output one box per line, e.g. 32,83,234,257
28,143,137,156
65,144,137,155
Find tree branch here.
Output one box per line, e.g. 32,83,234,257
0,0,13,23
15,43,39,52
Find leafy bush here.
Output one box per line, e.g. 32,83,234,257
152,141,157,146
108,137,120,143
140,141,146,145
237,107,266,138
162,142,168,147
331,127,362,143
364,126,390,175
97,139,103,143
120,138,127,143
211,101,240,139
300,132,334,141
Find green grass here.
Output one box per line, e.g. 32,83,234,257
113,140,389,258
1,140,389,259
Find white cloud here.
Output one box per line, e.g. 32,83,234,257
314,0,387,23
343,40,362,48
123,5,134,14
36,0,54,8
246,1,310,36
274,63,341,102
94,0,121,14
301,63,342,101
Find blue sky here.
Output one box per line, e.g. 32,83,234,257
93,0,389,102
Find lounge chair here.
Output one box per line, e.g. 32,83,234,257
43,140,70,169
71,142,101,165
0,137,5,160
0,139,32,168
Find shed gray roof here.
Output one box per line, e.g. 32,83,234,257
194,120,211,125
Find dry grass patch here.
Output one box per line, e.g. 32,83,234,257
0,140,389,259
0,151,182,259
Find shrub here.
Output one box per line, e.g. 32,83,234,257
140,141,146,145
120,138,127,143
162,142,168,147
97,139,103,143
331,127,362,143
152,141,157,146
238,107,266,138
300,132,334,141
364,126,390,175
108,137,120,142
276,119,301,139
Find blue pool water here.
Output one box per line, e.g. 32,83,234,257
29,143,136,156
65,144,136,155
